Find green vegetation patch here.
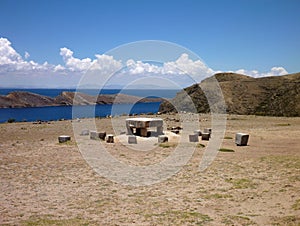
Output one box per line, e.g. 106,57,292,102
23,216,91,226
158,142,177,148
219,148,235,152
271,215,300,226
224,136,233,139
289,175,300,182
197,143,205,148
222,215,256,225
292,199,300,210
225,178,256,189
228,117,246,121
275,123,291,126
260,156,300,169
204,193,232,199
144,210,212,225
7,118,16,123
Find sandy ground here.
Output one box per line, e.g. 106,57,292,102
0,113,299,225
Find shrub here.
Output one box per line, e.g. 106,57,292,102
158,142,176,148
197,143,206,148
219,148,235,152
7,118,16,123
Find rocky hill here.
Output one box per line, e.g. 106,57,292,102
0,91,163,108
159,72,300,117
55,92,164,105
0,92,55,108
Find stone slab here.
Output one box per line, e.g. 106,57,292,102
58,135,71,143
204,128,212,134
235,133,249,146
194,130,202,136
189,134,199,142
106,134,114,143
90,131,99,140
99,131,106,140
80,129,89,136
201,133,210,140
128,135,137,144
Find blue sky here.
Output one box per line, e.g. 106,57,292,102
0,0,299,88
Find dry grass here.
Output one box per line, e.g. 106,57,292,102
158,142,177,148
0,113,300,225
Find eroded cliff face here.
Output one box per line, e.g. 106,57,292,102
159,72,300,117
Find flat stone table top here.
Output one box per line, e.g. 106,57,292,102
126,118,163,122
126,118,163,128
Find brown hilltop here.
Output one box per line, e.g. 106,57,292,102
159,72,300,117
56,92,164,105
0,91,55,108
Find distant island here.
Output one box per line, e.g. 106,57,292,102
159,72,300,117
2,72,300,117
0,91,164,108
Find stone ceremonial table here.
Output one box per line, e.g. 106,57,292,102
126,118,163,137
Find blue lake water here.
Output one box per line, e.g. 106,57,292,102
0,88,179,98
0,102,162,123
0,89,178,123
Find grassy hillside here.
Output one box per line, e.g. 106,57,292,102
159,72,300,116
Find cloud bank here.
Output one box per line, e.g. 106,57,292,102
235,67,288,78
0,37,290,88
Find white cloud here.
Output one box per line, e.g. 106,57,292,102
163,53,214,81
91,54,123,78
0,37,291,88
126,59,160,75
24,51,30,59
262,67,288,77
0,37,23,65
0,37,53,73
0,38,124,88
60,47,93,71
235,69,260,77
95,54,122,71
234,66,288,78
54,64,65,72
124,53,214,81
108,54,214,88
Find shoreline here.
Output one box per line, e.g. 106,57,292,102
2,111,300,124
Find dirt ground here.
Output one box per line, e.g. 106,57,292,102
0,113,299,225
